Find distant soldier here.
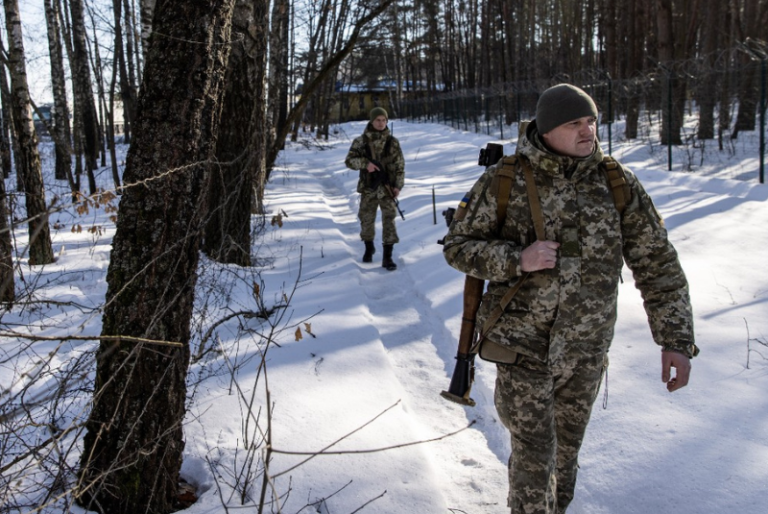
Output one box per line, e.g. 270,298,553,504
345,107,405,271
443,84,698,513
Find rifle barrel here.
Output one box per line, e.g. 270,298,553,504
385,184,406,220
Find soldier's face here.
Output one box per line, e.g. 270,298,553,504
541,116,597,158
372,115,388,131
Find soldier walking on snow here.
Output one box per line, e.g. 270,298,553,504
345,107,405,271
442,84,698,513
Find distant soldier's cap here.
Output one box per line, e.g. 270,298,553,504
370,107,389,121
535,84,598,135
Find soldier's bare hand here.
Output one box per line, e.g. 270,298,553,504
661,350,691,392
391,187,400,198
366,161,380,172
521,240,560,272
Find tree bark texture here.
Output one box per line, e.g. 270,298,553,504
656,0,683,145
3,0,55,266
68,0,101,190
265,0,289,176
0,172,14,303
204,0,269,266
44,0,75,186
732,0,767,135
113,0,138,143
122,0,140,126
77,1,235,513
696,0,721,140
0,53,14,179
140,0,157,65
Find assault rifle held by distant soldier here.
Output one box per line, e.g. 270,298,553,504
369,159,406,220
384,184,406,220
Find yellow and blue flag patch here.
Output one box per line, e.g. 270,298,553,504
454,192,472,221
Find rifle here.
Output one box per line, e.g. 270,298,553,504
384,184,406,220
439,147,544,408
440,275,484,406
370,159,406,220
437,206,479,406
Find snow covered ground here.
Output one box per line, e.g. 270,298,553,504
3,118,768,513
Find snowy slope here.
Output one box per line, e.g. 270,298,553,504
179,120,768,514
5,120,767,514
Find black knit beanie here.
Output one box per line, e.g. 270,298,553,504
535,84,598,135
369,107,388,121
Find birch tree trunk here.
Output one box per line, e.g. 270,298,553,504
3,0,55,266
0,61,14,179
0,37,23,182
0,163,13,302
76,0,235,512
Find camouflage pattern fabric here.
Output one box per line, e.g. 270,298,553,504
344,122,405,193
495,349,607,514
442,120,696,513
442,121,695,362
359,189,399,244
345,122,405,243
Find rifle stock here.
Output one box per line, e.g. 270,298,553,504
441,275,485,407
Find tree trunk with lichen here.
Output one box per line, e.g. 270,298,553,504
76,1,235,513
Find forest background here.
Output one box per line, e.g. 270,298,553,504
1,1,767,514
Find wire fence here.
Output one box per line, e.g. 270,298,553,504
397,60,768,183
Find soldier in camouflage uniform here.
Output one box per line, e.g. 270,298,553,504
442,84,697,513
345,107,406,270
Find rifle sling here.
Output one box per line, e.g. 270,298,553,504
495,157,516,228
521,157,546,241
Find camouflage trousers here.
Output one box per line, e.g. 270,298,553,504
494,348,608,514
358,188,399,244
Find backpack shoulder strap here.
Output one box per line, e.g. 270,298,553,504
495,155,517,228
493,154,545,241
473,154,544,353
601,156,631,214
519,157,545,241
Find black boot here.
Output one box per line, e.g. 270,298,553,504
363,241,375,263
382,244,397,271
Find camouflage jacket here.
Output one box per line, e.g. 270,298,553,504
443,122,696,362
345,123,405,196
